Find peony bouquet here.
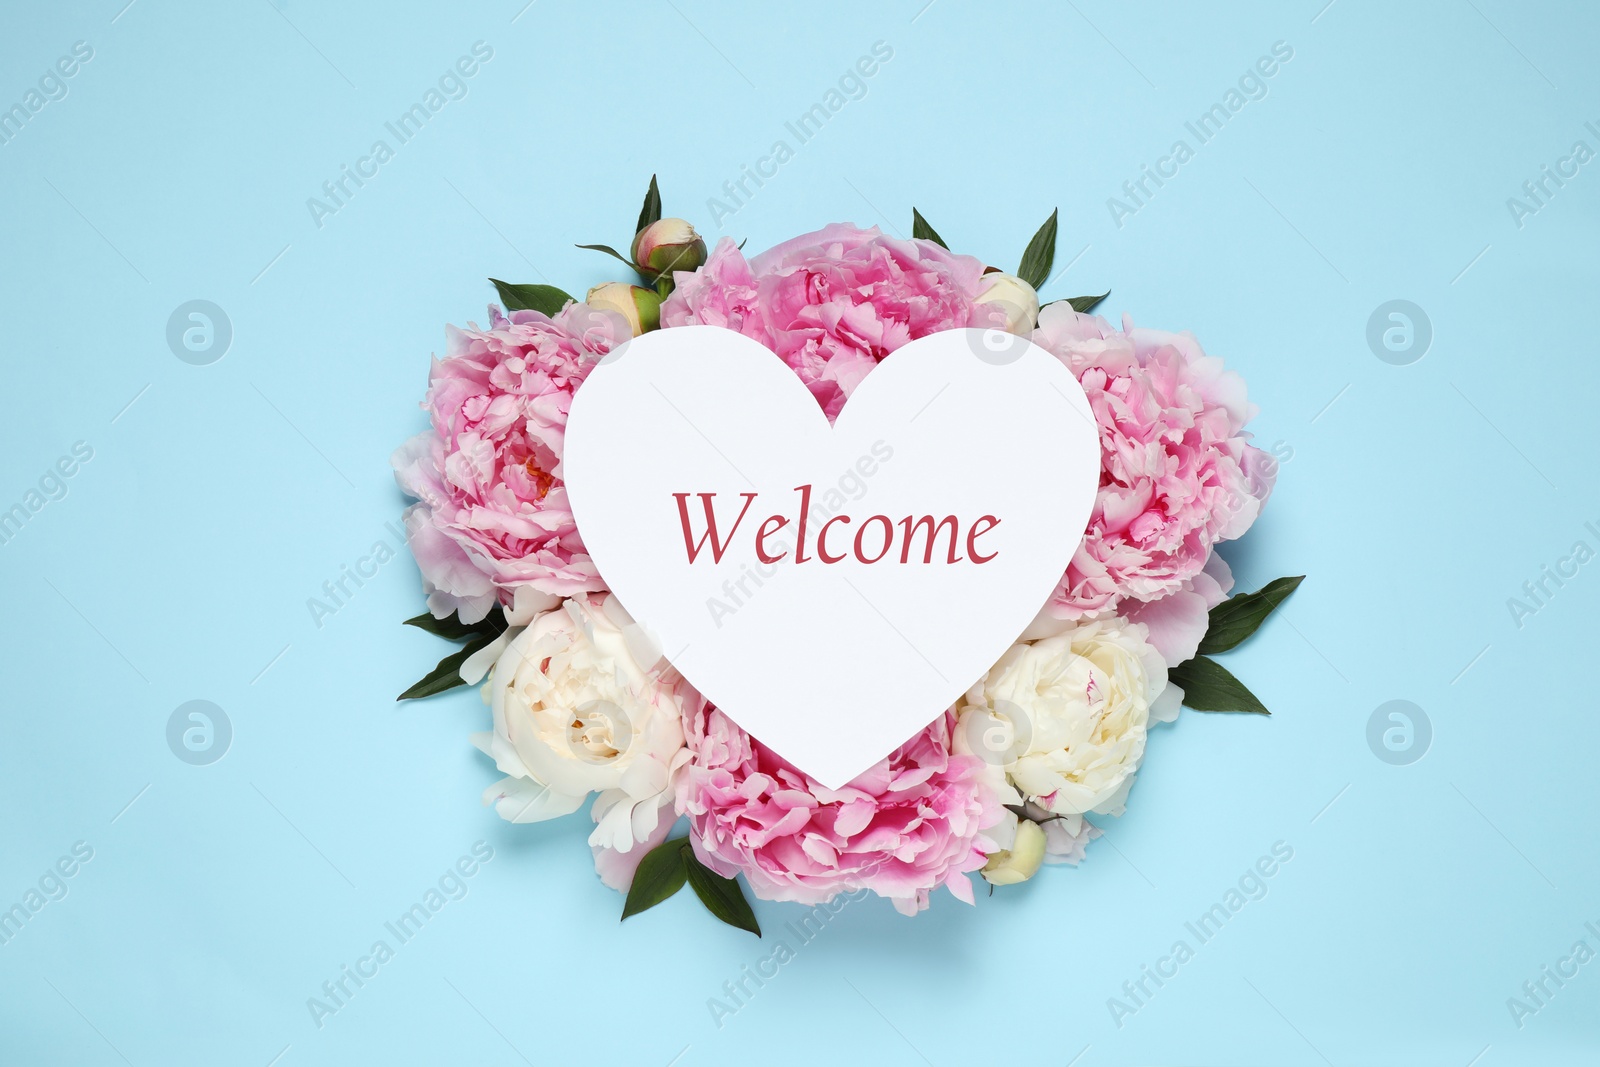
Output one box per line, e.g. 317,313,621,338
391,177,1302,932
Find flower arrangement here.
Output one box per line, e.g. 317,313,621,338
392,177,1302,933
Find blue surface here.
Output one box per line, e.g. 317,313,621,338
2,1,1597,1064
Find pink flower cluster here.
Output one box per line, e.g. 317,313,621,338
1031,302,1276,664
663,222,1003,420
392,304,627,622
397,221,1278,918
677,704,1000,915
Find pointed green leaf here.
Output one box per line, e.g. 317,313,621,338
404,611,474,641
621,837,690,920
1016,208,1058,290
1068,291,1110,314
489,279,574,317
1198,576,1306,655
1168,655,1271,715
404,606,507,642
403,610,486,642
635,174,662,235
684,853,761,936
911,207,948,249
575,243,634,268
397,646,475,700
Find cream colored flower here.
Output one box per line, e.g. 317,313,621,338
961,617,1171,817
470,594,688,858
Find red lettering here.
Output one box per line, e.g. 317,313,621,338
967,515,1000,563
673,492,758,563
755,515,789,563
853,515,894,563
817,515,852,563
793,484,813,563
898,515,963,564
672,492,1000,566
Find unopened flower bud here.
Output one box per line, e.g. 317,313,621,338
975,272,1041,335
631,217,707,280
981,818,1046,886
585,282,661,337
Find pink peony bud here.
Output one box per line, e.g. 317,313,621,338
631,217,707,280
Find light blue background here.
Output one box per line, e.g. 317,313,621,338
2,1,1596,1064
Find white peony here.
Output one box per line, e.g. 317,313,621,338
470,593,689,860
959,617,1174,818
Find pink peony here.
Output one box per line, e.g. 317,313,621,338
1122,554,1235,668
676,704,1002,915
662,223,1002,421
392,303,629,622
1031,303,1275,621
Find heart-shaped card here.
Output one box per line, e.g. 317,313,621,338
563,325,1100,788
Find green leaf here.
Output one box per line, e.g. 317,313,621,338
1016,208,1058,290
489,279,573,317
397,630,499,701
404,611,474,641
911,207,948,249
1198,576,1306,655
1068,291,1110,314
684,853,761,936
403,609,498,642
1168,655,1271,715
621,838,690,920
635,174,662,235
575,243,634,268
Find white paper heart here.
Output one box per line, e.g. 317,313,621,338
563,325,1100,789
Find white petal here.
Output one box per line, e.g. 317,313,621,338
506,586,560,627
461,632,512,685
482,777,585,823
1150,682,1182,725
587,789,638,852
